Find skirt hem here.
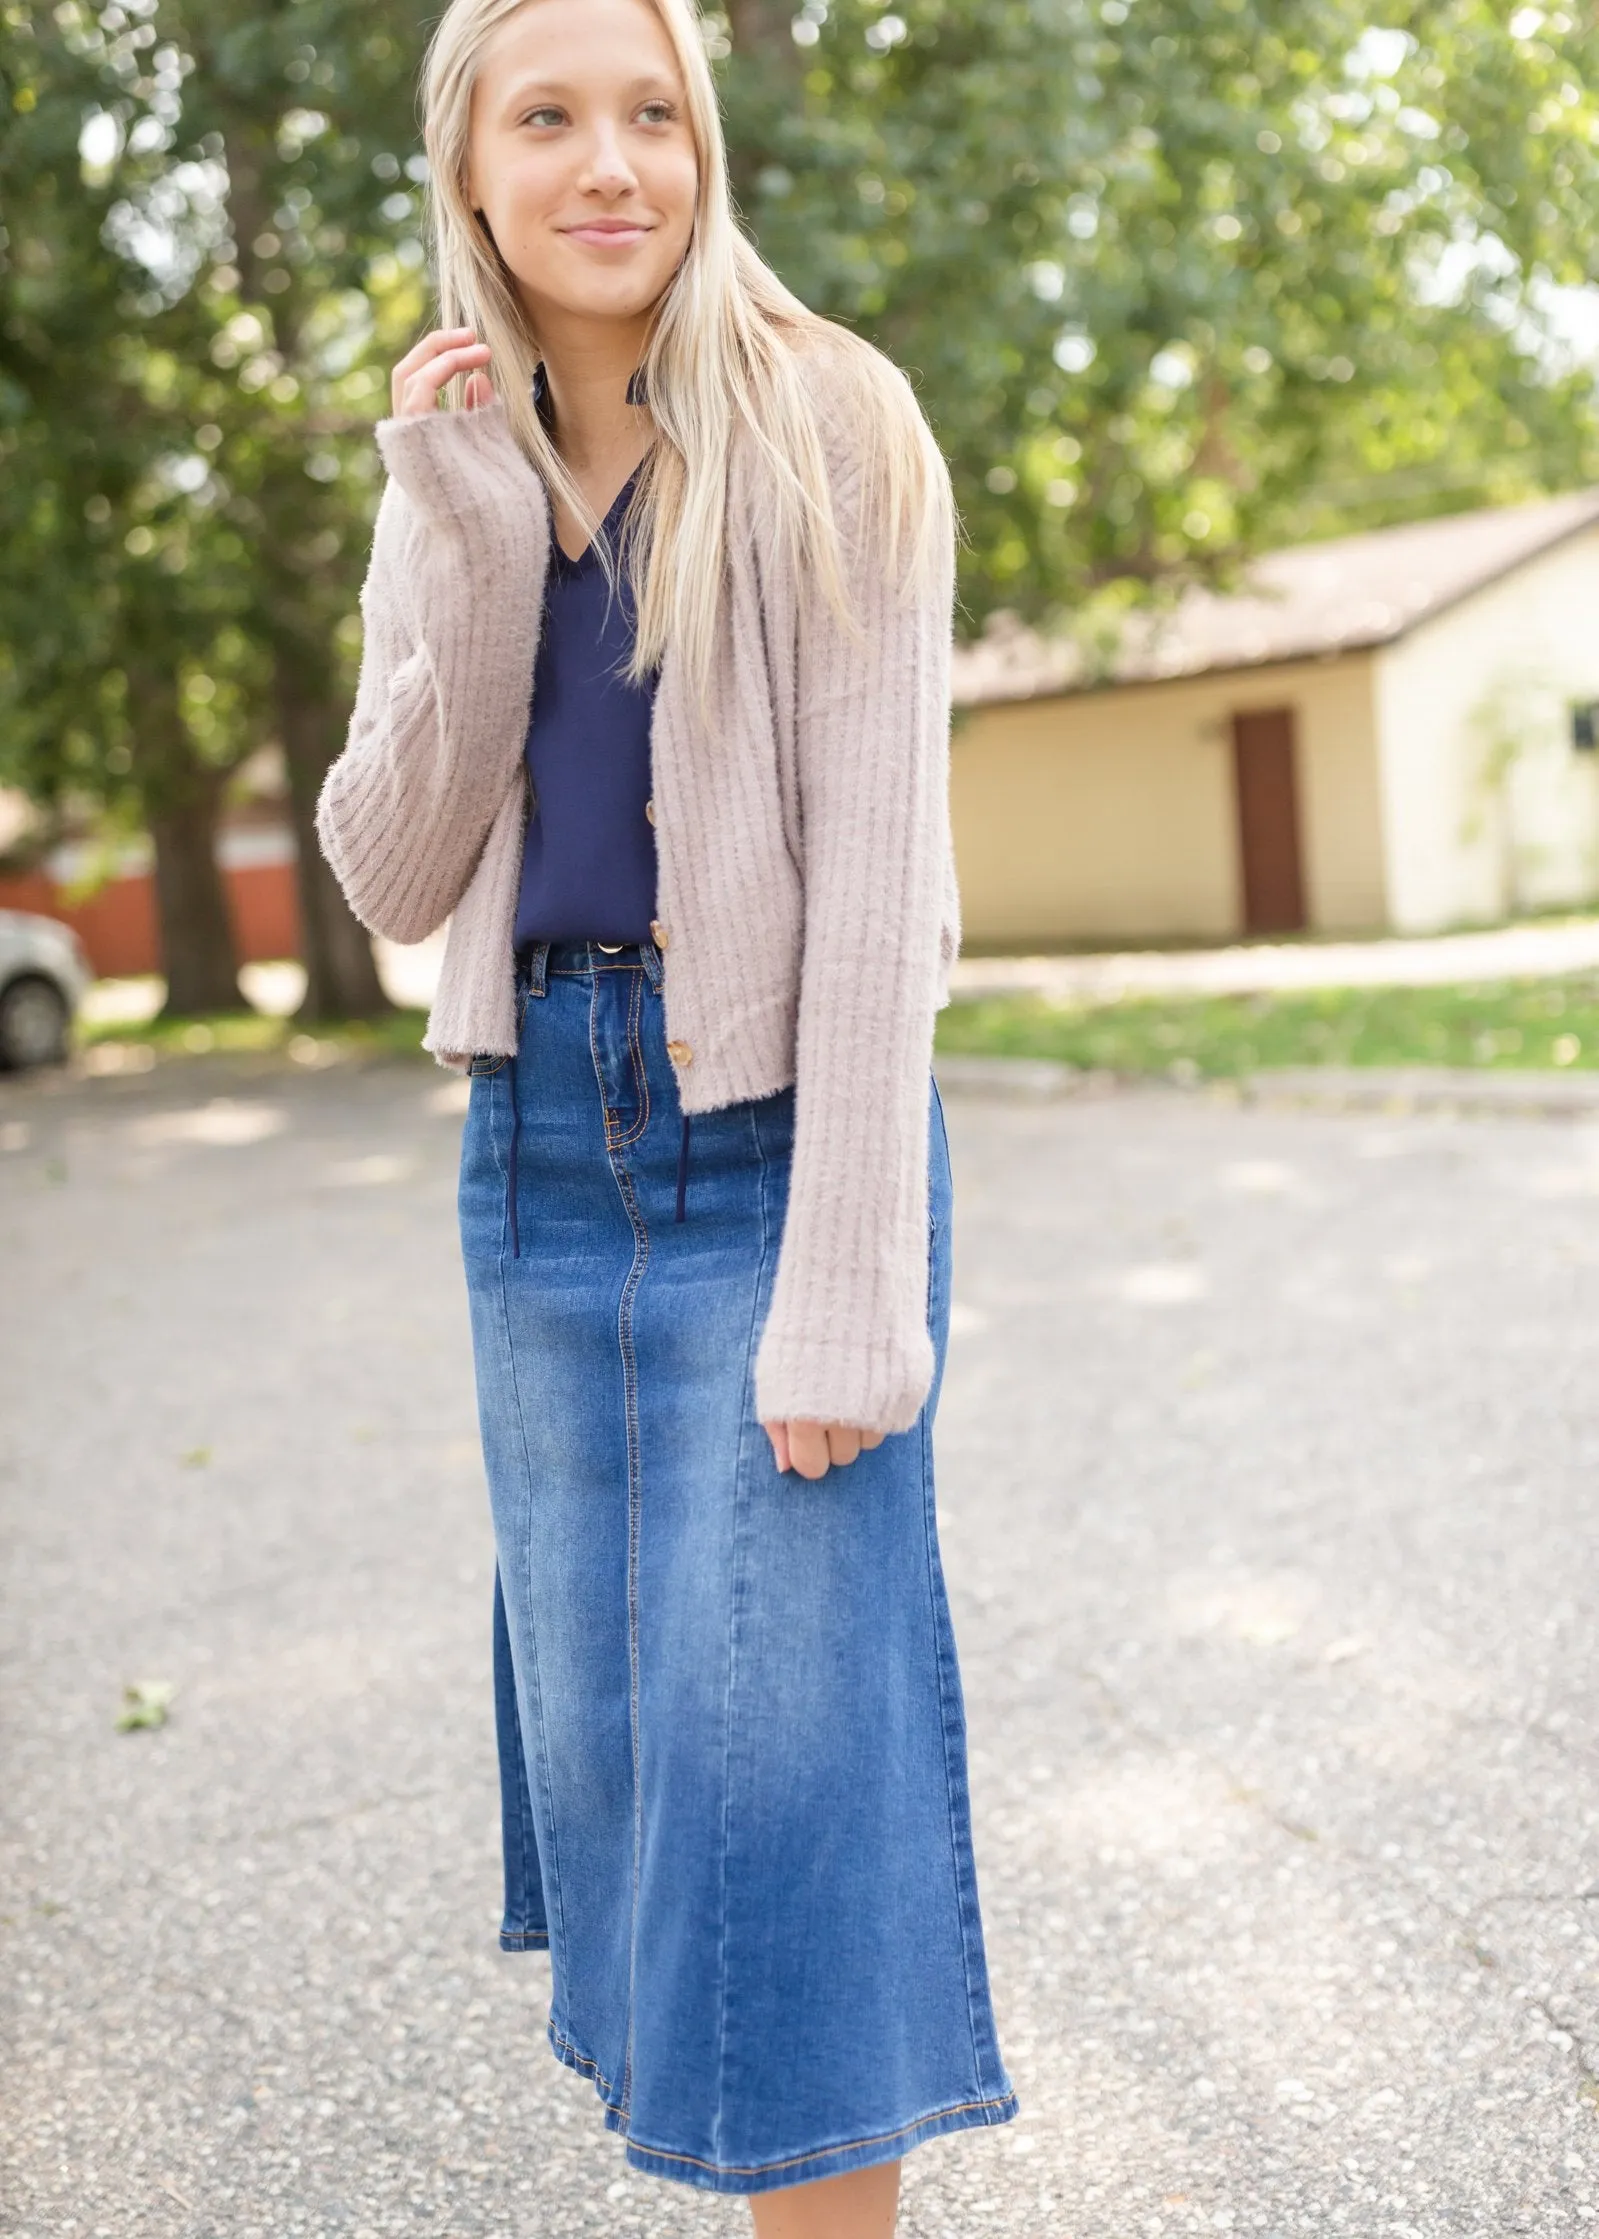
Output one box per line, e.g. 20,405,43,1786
545,2020,1018,2196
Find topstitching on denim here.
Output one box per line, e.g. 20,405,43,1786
589,964,650,1151
621,2087,1019,2184
601,986,652,2123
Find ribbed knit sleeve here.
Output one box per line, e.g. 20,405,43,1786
315,400,547,946
752,400,957,1437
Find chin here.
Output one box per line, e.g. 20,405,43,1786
532,265,680,321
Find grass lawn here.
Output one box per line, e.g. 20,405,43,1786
79,1006,431,1063
934,974,1599,1078
73,974,1599,1079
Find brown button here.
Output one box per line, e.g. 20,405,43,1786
650,919,669,951
645,797,656,827
666,1039,693,1067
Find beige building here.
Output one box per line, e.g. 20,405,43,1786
949,489,1599,948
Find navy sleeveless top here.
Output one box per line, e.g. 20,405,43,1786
512,367,659,950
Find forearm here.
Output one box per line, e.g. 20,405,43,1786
316,403,545,942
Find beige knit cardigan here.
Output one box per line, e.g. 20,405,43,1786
315,351,960,1435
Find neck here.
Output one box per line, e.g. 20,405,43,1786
531,309,653,473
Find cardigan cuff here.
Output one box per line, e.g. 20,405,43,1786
753,1321,934,1440
374,396,534,530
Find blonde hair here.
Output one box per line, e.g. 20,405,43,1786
416,0,955,714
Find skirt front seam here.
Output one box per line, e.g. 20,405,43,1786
606,1110,651,2124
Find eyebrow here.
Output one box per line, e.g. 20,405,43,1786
501,72,681,103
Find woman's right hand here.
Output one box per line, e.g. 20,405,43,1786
390,326,496,419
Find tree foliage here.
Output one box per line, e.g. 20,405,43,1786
717,0,1599,629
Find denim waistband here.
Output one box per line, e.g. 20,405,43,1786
515,939,665,995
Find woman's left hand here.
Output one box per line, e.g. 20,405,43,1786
763,1420,886,1480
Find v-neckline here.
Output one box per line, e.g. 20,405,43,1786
549,465,642,571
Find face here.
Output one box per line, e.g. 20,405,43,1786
466,0,699,334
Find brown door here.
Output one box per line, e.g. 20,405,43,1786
1231,707,1307,934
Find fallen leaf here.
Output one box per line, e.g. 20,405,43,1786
117,1680,176,1733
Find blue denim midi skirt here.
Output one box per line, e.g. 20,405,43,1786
457,939,1016,2194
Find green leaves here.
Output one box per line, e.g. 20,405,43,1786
723,0,1599,634
116,1679,176,1732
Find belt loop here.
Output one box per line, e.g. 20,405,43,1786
528,941,550,999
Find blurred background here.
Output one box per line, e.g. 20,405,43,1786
4,0,1599,1074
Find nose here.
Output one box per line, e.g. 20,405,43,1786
575,121,639,199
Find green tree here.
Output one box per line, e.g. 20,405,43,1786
0,5,255,1011
140,0,428,1020
0,0,413,1016
717,0,1599,632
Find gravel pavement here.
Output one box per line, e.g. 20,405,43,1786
3,1053,1597,2239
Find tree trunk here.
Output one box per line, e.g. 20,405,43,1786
273,645,391,1023
723,0,803,221
725,0,796,63
148,776,242,1016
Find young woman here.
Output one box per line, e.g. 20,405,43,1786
316,0,1016,2229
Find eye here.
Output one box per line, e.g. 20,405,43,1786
520,105,565,128
638,99,677,124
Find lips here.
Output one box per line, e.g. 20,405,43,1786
563,222,652,244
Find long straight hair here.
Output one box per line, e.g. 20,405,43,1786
416,0,955,714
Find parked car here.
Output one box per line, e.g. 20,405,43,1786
0,911,91,1070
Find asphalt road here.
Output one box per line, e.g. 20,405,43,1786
3,1053,1597,2239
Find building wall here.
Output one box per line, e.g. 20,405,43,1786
1373,525,1599,933
950,654,1386,947
0,824,299,978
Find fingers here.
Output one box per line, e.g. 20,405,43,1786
763,1421,886,1481
462,368,496,410
390,326,492,419
785,1422,832,1480
826,1424,862,1468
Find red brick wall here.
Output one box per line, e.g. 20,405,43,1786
0,860,301,979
